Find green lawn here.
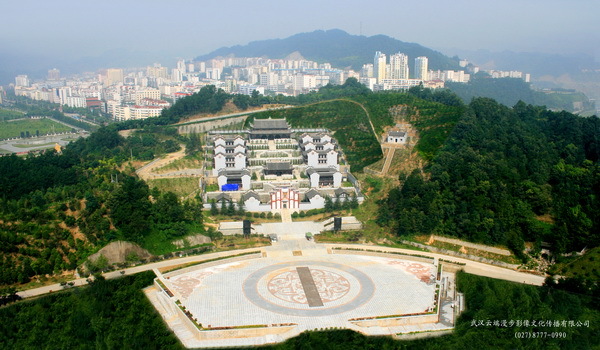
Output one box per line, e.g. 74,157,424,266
12,142,56,148
0,108,25,121
549,246,600,280
146,177,200,197
0,118,72,139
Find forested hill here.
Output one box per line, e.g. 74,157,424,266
1,82,599,290
447,75,594,113
379,98,600,258
196,29,459,71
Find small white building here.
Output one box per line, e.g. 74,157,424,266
214,144,245,155
217,169,251,190
305,149,339,169
387,130,407,144
214,135,245,147
242,191,262,211
305,189,325,208
307,167,342,188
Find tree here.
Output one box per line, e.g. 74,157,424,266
107,175,152,242
210,199,218,216
185,133,202,155
219,200,227,215
237,198,245,216
324,195,333,212
184,194,203,223
333,196,341,211
232,94,250,110
350,193,359,209
227,200,236,216
153,192,184,224
249,90,262,106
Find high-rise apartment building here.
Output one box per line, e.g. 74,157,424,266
147,64,169,79
15,75,30,87
104,68,124,86
176,59,187,73
389,53,409,79
361,64,374,78
414,57,428,80
48,68,60,80
374,51,387,83
171,68,184,82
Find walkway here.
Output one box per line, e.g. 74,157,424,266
16,217,545,300
175,105,293,126
381,146,395,174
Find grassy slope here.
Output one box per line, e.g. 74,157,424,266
246,93,462,172
0,118,72,139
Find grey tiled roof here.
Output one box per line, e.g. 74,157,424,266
388,131,406,137
251,118,289,130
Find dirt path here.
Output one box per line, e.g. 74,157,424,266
136,147,188,181
381,146,395,174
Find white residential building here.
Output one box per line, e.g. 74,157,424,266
374,51,387,83
389,53,409,79
15,75,30,87
414,57,428,80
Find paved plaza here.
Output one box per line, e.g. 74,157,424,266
145,219,459,348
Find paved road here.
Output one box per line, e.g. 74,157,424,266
175,105,293,126
325,243,546,286
16,247,263,299
17,238,546,300
0,132,87,153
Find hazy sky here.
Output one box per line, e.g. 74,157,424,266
2,0,599,63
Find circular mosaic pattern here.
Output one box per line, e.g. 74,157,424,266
243,260,375,316
267,268,351,304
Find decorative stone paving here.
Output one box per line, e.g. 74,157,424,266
242,260,376,317
144,219,460,348
267,267,351,305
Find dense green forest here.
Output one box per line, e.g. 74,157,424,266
0,125,203,285
0,272,183,349
0,87,230,287
447,76,594,113
378,98,600,260
1,271,596,349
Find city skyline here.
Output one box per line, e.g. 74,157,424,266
2,0,599,66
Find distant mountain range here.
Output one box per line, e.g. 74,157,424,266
445,48,599,78
196,29,460,71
